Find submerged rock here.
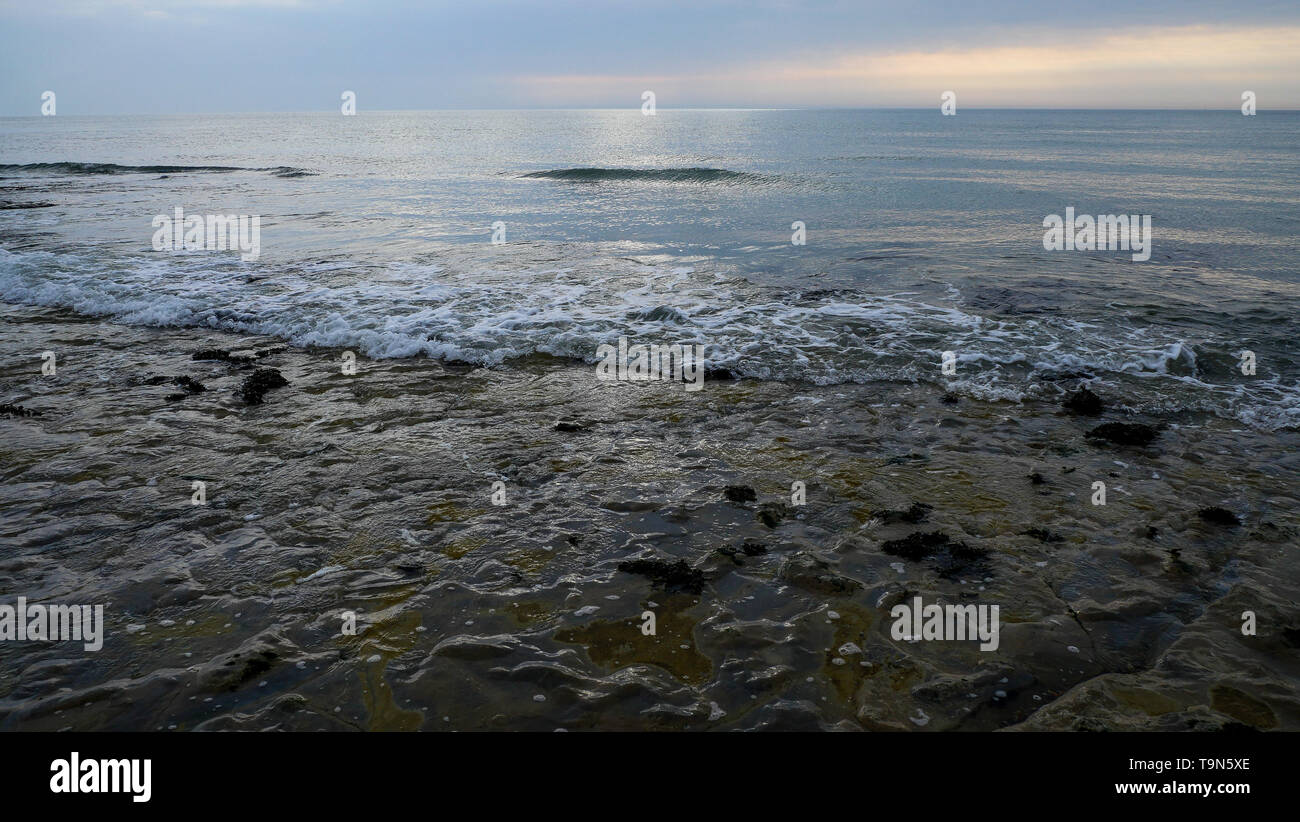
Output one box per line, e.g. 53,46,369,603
237,368,289,405
1062,387,1104,416
757,501,793,527
874,502,932,525
146,375,206,393
192,348,255,365
0,403,41,417
724,484,757,503
778,553,861,595
880,531,991,579
718,538,769,564
616,557,706,594
1197,506,1241,526
1086,422,1160,447
1019,527,1064,543
880,531,950,560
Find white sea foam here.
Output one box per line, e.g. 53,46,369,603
2,245,1297,429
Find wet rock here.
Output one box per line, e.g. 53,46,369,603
553,419,587,432
164,392,187,402
880,531,990,579
757,501,793,527
879,531,950,561
1028,472,1046,485
718,538,768,564
1143,526,1159,540
1086,422,1160,447
874,502,932,525
724,485,757,503
192,348,255,365
940,392,959,405
1063,387,1104,416
704,367,735,381
438,357,478,375
0,403,40,417
208,647,280,692
884,452,927,465
616,557,706,594
778,553,861,596
236,368,289,405
147,375,206,393
739,538,768,556
1210,685,1277,729
1039,369,1096,381
1018,527,1063,543
1197,506,1240,526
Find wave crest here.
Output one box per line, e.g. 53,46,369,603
520,167,764,184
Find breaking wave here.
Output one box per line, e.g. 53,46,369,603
0,162,315,177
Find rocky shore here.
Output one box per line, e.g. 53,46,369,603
2,302,1297,731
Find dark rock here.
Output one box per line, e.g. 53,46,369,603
874,502,932,525
757,501,793,527
1143,526,1159,539
236,368,289,405
718,538,768,565
1018,527,1063,543
740,538,767,556
616,558,705,595
553,420,586,432
438,357,478,374
931,541,992,580
1028,472,1046,485
940,392,959,405
880,531,950,561
1063,387,1104,416
1197,506,1240,526
0,403,40,417
193,348,255,365
164,392,187,402
147,375,207,393
704,367,735,381
880,531,990,579
219,649,278,692
1039,369,1096,381
884,453,927,465
778,554,861,595
724,485,757,503
1086,422,1160,447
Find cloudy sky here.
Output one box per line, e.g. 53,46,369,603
1,0,1297,114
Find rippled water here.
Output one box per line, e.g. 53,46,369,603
1,110,1298,730
3,110,1299,425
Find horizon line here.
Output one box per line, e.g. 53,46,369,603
3,106,1298,118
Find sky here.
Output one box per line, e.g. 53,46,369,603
1,0,1298,114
